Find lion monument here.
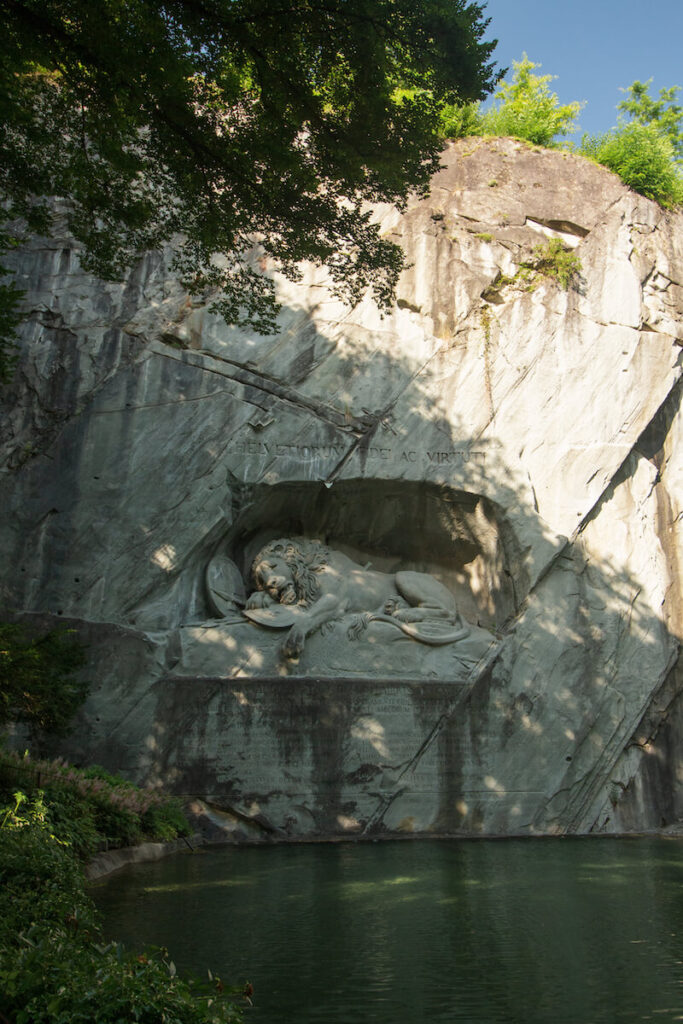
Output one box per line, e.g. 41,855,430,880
243,537,470,660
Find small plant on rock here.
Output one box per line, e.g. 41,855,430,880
525,237,582,289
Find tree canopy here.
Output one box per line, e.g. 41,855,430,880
0,0,498,341
617,79,683,162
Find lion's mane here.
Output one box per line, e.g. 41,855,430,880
251,537,329,607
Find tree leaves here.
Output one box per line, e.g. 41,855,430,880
0,0,498,340
0,622,87,734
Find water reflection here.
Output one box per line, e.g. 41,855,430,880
93,838,683,1023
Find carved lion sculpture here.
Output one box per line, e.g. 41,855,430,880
244,537,470,660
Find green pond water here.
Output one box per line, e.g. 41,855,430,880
92,837,683,1023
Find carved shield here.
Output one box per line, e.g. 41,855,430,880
205,554,246,617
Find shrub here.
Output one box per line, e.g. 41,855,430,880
580,122,683,208
438,56,583,148
0,749,191,856
439,100,483,139
34,782,102,859
618,79,683,160
0,809,247,1024
143,800,194,842
480,55,583,147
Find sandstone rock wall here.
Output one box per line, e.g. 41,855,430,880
2,138,682,838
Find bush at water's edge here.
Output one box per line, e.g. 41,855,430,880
0,749,191,857
0,768,252,1023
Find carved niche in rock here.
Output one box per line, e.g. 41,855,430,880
198,537,497,681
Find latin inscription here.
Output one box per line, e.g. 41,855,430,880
230,439,484,464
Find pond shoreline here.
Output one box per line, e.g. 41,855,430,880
86,820,683,880
85,834,203,880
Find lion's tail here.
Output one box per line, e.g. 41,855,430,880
365,614,470,646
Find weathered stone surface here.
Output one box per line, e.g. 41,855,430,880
2,138,682,837
85,836,199,881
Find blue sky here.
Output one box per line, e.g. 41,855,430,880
480,0,683,142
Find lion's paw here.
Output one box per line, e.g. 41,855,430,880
392,606,425,623
282,625,305,660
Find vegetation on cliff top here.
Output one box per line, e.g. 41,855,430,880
579,79,683,208
442,56,683,210
441,55,582,146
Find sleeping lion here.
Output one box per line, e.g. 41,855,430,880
245,537,470,660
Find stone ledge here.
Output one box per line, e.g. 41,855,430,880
85,834,202,881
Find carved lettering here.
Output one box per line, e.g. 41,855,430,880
230,438,484,464
426,449,471,465
356,446,392,460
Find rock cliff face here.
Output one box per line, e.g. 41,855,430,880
2,137,682,838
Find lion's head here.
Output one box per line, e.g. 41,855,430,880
250,537,329,607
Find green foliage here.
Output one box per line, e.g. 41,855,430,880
439,100,484,139
618,80,683,160
480,55,583,146
0,808,247,1023
143,799,194,842
0,224,25,384
484,237,582,300
438,55,583,148
0,278,22,384
0,622,88,734
0,750,192,857
0,0,498,343
577,78,683,208
580,122,683,208
525,237,583,290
